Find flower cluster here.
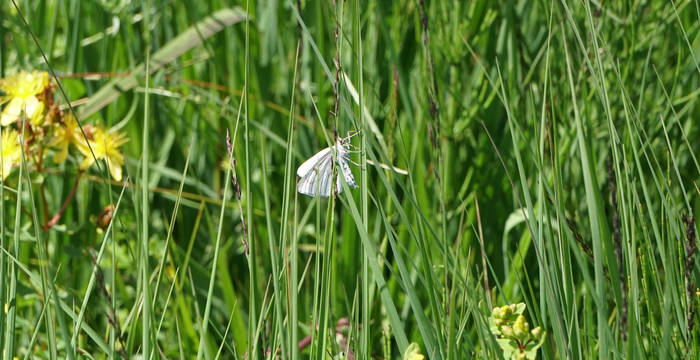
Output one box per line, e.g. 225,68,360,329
0,70,128,181
489,303,546,360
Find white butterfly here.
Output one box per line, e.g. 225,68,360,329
297,132,359,197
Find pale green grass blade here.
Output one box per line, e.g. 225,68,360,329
140,47,152,359
78,8,247,118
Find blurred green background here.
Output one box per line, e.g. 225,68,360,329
0,0,699,359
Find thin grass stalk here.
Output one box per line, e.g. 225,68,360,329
562,31,610,357
290,193,299,360
0,110,5,355
90,252,128,359
0,3,4,77
315,194,336,360
281,41,302,360
194,141,233,360
140,48,152,360
4,114,25,360
310,188,321,360
243,1,259,358
71,185,128,351
683,214,697,346
354,1,370,359
608,159,628,341
214,304,238,360
23,296,49,359
260,133,288,360
151,139,194,306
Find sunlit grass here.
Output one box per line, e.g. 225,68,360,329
0,0,698,359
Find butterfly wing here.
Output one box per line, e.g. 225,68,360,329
297,153,335,197
297,137,359,197
338,154,357,189
317,154,335,197
297,147,331,177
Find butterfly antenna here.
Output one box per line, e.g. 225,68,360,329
344,129,361,141
342,141,359,149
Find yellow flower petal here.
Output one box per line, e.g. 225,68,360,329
1,97,23,126
29,100,45,126
74,137,92,158
1,160,13,180
29,71,49,94
51,115,80,163
53,142,69,163
0,129,21,179
79,154,96,170
23,95,40,119
107,158,122,181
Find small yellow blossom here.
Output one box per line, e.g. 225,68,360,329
0,129,21,179
403,343,424,360
76,126,128,181
29,101,46,126
0,70,49,126
51,114,80,163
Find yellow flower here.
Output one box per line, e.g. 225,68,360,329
404,343,424,360
76,126,129,181
0,70,49,126
50,114,80,163
0,129,21,180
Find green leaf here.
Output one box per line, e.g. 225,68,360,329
496,338,518,358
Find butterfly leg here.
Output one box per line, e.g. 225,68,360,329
347,158,363,168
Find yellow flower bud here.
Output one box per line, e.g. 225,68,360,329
513,315,529,338
501,325,514,338
501,305,513,318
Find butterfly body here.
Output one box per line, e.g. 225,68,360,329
296,136,358,197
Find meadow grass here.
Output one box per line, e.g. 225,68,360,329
0,0,699,359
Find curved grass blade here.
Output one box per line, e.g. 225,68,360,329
78,7,247,119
